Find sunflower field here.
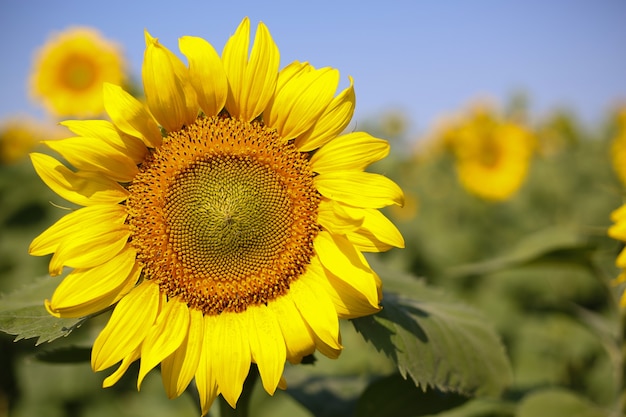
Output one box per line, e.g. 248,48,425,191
1,20,625,417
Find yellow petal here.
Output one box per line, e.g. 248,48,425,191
162,308,204,399
43,136,138,182
179,36,228,117
48,245,140,318
61,119,118,139
195,316,218,416
103,83,162,148
60,120,147,164
269,295,315,364
30,204,123,256
274,61,310,91
321,265,382,319
290,262,342,355
278,376,287,390
310,132,390,174
31,204,129,275
222,18,279,121
295,76,355,152
305,255,379,319
315,171,404,208
91,280,160,371
48,222,129,276
143,31,198,132
222,17,249,118
617,247,626,268
609,215,626,240
317,198,363,234
620,292,626,308
611,204,626,222
313,231,380,310
102,345,142,388
30,153,128,206
138,296,190,389
342,206,405,251
206,312,251,408
265,66,339,140
247,304,286,395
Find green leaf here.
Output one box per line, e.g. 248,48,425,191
516,388,608,417
352,268,513,397
445,226,596,278
284,374,368,417
0,276,85,345
35,345,92,363
354,373,468,417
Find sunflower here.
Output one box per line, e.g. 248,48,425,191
30,26,126,118
0,117,41,164
444,106,535,201
609,204,626,306
610,108,626,187
29,18,404,414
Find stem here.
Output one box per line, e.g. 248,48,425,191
217,364,259,417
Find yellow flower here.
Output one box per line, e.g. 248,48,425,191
29,18,404,414
445,106,535,201
0,117,39,164
30,26,126,118
610,108,626,187
0,116,65,164
608,204,626,306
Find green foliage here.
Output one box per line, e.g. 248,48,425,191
353,374,469,417
516,388,608,417
1,107,626,417
0,276,84,345
353,271,513,398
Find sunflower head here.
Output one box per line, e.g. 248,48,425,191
0,116,66,165
29,18,404,414
445,105,535,201
610,108,626,187
30,26,127,118
609,204,626,306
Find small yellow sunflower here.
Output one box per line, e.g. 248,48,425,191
445,106,535,201
0,117,40,164
30,26,126,118
29,18,404,414
610,108,626,187
609,204,626,306
0,116,66,164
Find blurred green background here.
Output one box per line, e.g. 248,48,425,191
2,98,625,416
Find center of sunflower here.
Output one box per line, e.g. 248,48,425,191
127,116,320,315
61,55,96,90
477,135,502,168
165,156,291,281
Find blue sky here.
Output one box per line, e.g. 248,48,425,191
1,0,625,135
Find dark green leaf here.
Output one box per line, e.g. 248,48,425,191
284,373,369,417
0,276,85,345
35,345,92,363
354,373,468,417
352,270,512,397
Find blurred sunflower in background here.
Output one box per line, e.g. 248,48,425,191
29,26,126,118
608,203,626,306
610,107,626,188
28,17,404,415
442,104,535,202
0,117,41,165
0,116,65,165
